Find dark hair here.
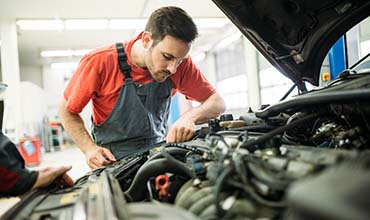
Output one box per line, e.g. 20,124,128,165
145,6,198,46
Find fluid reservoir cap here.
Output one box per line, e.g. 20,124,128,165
220,114,233,121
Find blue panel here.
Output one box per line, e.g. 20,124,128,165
169,93,180,126
328,36,347,79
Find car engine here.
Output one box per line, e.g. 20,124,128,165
3,72,369,220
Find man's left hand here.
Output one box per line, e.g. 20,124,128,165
32,166,74,190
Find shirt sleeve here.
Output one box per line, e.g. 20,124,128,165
173,57,216,102
64,55,102,114
0,132,38,197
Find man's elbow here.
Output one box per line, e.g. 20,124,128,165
217,95,226,115
211,92,226,116
58,98,75,123
58,99,67,119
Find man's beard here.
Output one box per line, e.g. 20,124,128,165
151,70,171,82
145,50,171,82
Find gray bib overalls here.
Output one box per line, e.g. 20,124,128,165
91,43,172,159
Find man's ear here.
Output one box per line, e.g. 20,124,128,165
142,32,153,50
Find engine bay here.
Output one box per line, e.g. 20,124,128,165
3,73,370,220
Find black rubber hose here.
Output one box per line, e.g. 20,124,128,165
247,163,290,190
239,112,321,151
256,88,370,118
214,166,233,218
145,147,189,163
124,158,193,202
160,145,196,178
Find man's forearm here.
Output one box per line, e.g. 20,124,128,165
184,92,225,124
59,99,96,153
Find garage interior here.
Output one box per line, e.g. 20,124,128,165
1,0,370,218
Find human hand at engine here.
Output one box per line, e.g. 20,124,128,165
84,145,117,169
166,116,195,143
32,166,74,190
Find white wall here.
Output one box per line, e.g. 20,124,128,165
19,81,47,137
20,65,43,88
42,66,68,121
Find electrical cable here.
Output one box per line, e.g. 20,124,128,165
239,112,322,151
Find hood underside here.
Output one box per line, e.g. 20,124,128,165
212,0,370,86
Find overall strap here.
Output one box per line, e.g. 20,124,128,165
116,42,132,79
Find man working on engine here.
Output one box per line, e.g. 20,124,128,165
59,6,225,169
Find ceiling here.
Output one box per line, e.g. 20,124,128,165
0,0,235,69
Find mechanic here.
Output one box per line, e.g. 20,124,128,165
59,6,225,169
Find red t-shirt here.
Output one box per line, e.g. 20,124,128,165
64,33,216,125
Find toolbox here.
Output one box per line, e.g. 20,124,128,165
17,137,42,166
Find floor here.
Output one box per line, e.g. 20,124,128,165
0,145,90,217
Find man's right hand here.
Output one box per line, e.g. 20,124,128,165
84,146,117,169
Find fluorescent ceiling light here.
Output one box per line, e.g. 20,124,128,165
194,18,229,28
17,18,229,31
73,49,91,56
65,19,108,30
17,20,64,30
41,50,73,57
51,62,78,69
41,49,91,57
109,19,146,29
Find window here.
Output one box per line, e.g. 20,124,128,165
214,38,248,110
258,54,294,105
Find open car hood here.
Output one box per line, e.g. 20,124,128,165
212,0,370,86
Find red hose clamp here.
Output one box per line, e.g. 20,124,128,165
155,174,170,199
